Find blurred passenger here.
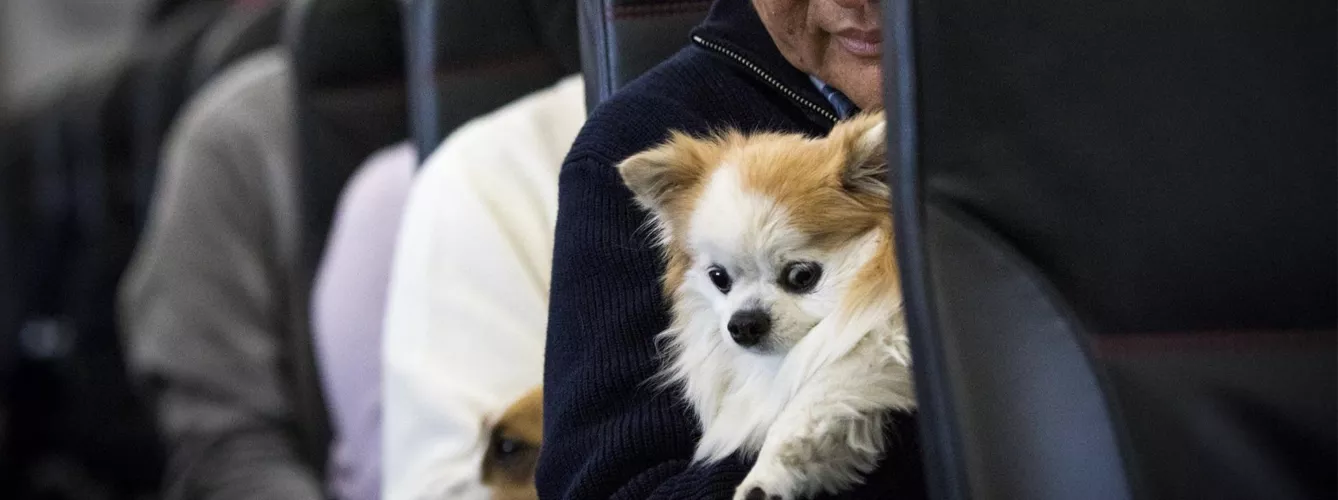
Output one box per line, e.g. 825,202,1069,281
382,74,584,499
539,0,926,498
311,141,415,500
119,49,323,500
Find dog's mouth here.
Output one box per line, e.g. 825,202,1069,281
724,331,786,356
741,341,778,355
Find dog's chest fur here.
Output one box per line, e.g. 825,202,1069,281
660,268,909,465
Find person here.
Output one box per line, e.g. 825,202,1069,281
382,74,585,499
119,49,324,500
311,141,416,500
537,0,926,498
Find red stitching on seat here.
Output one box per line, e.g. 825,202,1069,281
1091,330,1336,358
611,1,710,20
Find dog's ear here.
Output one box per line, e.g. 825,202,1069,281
836,113,889,199
618,131,712,216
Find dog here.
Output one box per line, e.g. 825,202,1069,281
618,112,917,500
481,386,544,500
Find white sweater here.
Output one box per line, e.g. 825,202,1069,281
381,75,585,500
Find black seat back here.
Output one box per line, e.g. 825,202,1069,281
188,0,285,91
578,0,707,109
291,0,586,472
291,0,408,271
288,0,412,474
0,55,165,499
0,118,27,472
404,0,581,159
886,1,1337,499
128,0,228,228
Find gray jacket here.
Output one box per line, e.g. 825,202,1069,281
119,49,324,500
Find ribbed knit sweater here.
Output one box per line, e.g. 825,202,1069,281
537,1,925,498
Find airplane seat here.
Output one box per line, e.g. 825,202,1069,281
188,0,286,91
0,118,22,393
0,55,165,498
127,0,229,227
577,0,708,109
403,0,582,159
885,1,1337,499
292,0,588,476
288,0,414,473
0,115,35,495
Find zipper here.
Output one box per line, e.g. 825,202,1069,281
692,35,839,124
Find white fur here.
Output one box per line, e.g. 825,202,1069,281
654,166,917,500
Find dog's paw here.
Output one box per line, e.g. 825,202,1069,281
733,466,798,500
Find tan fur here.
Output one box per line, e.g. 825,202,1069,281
481,387,543,500
734,114,899,320
621,130,731,296
623,113,899,317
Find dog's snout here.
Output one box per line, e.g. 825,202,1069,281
727,310,771,347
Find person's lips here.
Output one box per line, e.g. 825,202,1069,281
833,28,883,57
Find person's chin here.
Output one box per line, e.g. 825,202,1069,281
820,57,884,109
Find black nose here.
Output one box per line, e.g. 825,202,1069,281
727,310,771,347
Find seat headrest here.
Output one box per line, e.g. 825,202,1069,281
188,0,284,90
907,0,1335,333
289,0,409,271
289,8,409,464
403,0,583,157
289,0,405,89
579,0,709,109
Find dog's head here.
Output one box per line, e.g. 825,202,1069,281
481,387,543,500
619,113,891,355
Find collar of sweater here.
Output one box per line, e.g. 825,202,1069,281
691,0,842,128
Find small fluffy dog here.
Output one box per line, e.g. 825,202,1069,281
481,387,544,500
619,112,917,500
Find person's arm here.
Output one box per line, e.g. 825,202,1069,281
119,58,321,500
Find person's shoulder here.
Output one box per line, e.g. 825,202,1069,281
568,44,757,165
155,48,298,220
169,49,294,157
181,49,292,127
568,41,803,170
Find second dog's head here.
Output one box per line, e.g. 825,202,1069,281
619,113,891,356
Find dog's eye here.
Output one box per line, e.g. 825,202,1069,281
780,261,822,293
494,436,528,458
484,431,540,483
707,266,732,293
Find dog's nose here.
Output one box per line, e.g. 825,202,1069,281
727,310,771,347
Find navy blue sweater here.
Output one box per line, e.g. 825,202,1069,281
539,1,925,498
